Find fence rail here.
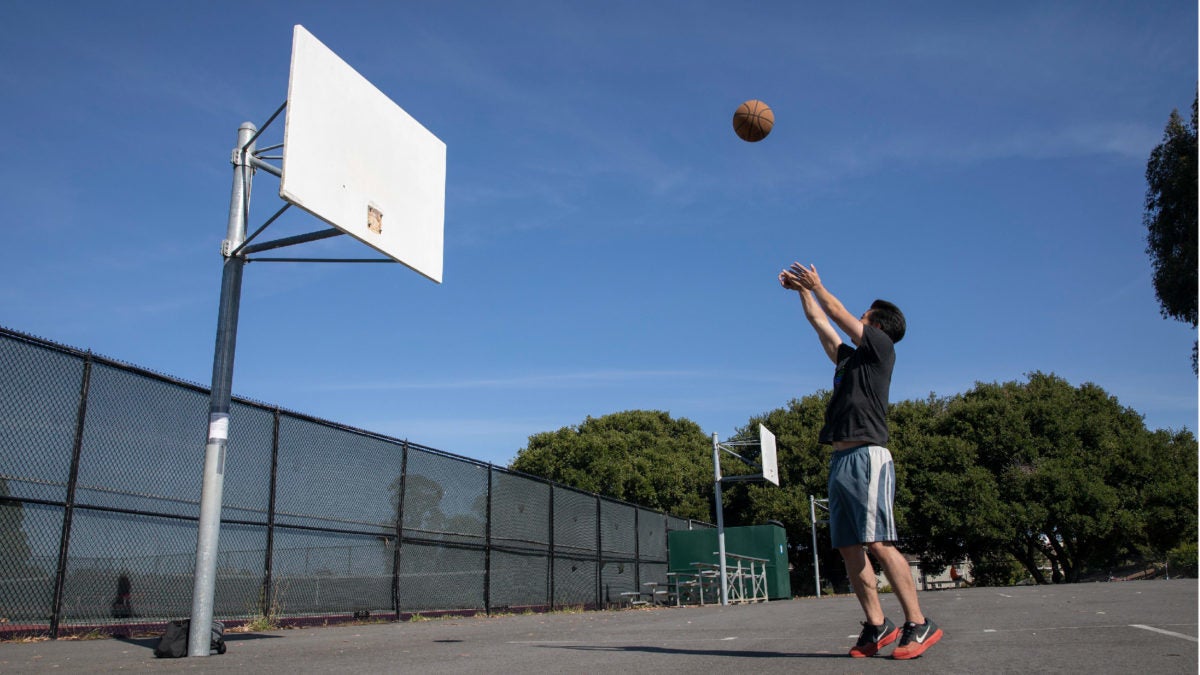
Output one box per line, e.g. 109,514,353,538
0,326,707,638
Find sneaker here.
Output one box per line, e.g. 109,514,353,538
849,617,900,658
891,618,943,660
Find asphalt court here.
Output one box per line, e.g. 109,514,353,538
2,579,1195,673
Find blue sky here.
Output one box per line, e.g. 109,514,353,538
2,1,1196,468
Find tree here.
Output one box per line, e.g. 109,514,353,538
1144,92,1198,372
0,478,37,587
391,473,449,533
888,397,1014,583
1137,428,1198,564
507,375,1198,589
509,410,714,521
908,373,1198,583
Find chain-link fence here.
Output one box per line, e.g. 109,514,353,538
0,327,711,638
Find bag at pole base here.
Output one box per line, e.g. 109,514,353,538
153,619,226,657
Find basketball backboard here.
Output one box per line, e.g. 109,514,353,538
280,25,446,283
759,424,779,486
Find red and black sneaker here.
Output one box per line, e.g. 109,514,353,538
849,618,900,658
891,618,943,660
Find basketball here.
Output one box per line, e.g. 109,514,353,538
732,99,774,142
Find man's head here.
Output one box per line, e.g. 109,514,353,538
865,299,906,343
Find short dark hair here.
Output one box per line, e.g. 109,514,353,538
868,300,906,343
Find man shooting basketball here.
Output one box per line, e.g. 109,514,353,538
779,262,943,660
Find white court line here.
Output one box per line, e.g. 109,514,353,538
982,624,1196,636
1130,624,1198,642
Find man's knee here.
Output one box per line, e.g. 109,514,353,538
839,544,866,560
866,543,913,582
839,545,871,573
864,541,898,558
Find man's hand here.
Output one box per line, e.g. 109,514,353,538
789,262,865,346
781,261,842,362
778,269,804,291
789,262,821,290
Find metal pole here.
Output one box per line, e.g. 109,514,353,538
392,440,409,617
548,483,556,609
484,466,493,616
810,495,821,598
260,408,279,618
712,433,728,606
50,354,92,639
189,122,255,656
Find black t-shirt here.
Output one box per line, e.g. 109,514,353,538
818,324,895,446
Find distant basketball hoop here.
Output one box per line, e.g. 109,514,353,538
709,425,781,605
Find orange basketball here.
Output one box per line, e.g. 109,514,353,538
732,99,774,142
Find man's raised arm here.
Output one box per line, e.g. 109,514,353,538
780,268,842,363
789,263,865,346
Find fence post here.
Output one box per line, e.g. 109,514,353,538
633,508,641,594
547,483,555,609
392,440,409,618
595,496,602,608
260,408,279,618
663,513,670,583
49,353,91,639
484,466,493,616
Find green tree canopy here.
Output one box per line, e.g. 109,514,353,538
507,375,1197,589
509,410,714,521
899,373,1196,583
1144,92,1198,372
888,396,1013,579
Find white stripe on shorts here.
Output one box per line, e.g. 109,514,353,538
864,446,896,542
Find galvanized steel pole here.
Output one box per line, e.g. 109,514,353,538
810,495,821,598
712,433,728,606
189,122,255,656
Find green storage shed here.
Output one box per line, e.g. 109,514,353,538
668,523,791,600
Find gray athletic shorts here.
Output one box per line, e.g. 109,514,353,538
828,445,898,549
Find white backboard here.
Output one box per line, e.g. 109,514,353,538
758,424,779,486
281,25,446,283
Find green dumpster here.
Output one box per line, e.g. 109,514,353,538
668,523,791,600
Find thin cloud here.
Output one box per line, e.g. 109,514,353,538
914,122,1160,163
307,369,701,392
771,119,1160,199
303,368,797,392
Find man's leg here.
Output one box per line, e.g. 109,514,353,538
842,544,902,658
873,538,926,624
867,541,943,659
840,544,884,624
866,542,925,625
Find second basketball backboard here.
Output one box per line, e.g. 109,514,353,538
280,25,446,283
759,424,779,486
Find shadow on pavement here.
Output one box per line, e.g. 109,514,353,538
542,644,848,660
